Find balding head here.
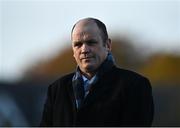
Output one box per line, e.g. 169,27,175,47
71,18,109,45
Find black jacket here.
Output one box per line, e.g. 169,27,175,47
40,66,154,126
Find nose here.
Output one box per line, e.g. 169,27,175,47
81,43,90,54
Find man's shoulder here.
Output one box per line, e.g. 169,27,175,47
111,66,151,89
58,72,75,82
48,72,74,89
112,66,148,80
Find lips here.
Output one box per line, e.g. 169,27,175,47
81,57,93,60
80,55,94,60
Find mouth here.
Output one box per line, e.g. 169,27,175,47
81,57,93,61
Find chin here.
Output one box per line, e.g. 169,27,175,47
84,64,97,72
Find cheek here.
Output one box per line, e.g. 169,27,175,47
96,47,107,57
73,53,78,61
73,53,76,58
73,51,80,61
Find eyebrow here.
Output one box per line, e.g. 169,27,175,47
86,39,97,43
73,39,97,44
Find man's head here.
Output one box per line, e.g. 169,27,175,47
71,18,112,78
71,18,109,45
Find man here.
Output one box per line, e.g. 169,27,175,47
40,17,154,126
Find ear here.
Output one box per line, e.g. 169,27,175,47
105,38,112,52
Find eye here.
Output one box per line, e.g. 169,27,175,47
73,42,82,48
86,40,97,46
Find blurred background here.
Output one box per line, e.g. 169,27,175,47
0,0,180,126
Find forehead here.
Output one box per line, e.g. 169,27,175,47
72,21,101,41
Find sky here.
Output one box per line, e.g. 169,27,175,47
0,0,180,82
